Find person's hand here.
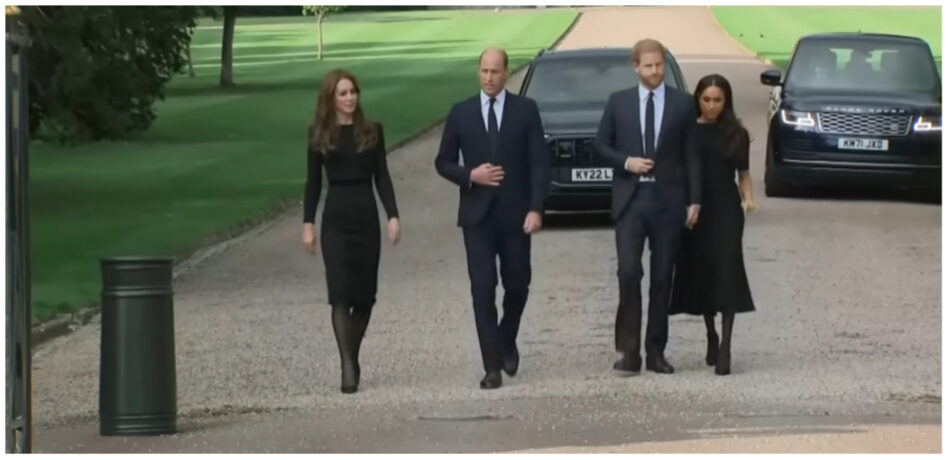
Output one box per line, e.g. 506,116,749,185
302,223,316,254
686,205,700,229
470,163,505,186
388,218,401,245
743,199,759,213
523,211,542,234
625,157,654,174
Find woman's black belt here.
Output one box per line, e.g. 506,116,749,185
329,178,372,185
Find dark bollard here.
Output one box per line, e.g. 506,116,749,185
99,257,177,436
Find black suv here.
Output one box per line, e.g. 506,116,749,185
760,33,942,197
519,48,688,211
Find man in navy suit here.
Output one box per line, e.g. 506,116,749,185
594,39,702,376
435,47,551,389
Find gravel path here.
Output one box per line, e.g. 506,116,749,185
32,6,940,453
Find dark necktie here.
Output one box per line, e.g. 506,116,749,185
488,97,499,162
644,91,655,158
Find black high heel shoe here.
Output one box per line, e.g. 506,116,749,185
341,359,359,393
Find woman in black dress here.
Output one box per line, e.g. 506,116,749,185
302,69,400,393
670,74,757,376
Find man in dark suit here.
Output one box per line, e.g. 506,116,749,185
594,38,701,375
435,47,551,389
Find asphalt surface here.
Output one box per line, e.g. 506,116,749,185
30,6,941,453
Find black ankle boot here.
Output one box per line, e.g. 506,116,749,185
715,345,731,376
703,314,718,366
706,332,719,366
715,313,734,376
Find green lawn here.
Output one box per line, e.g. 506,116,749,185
29,9,578,323
712,6,942,71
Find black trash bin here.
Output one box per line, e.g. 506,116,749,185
99,257,177,436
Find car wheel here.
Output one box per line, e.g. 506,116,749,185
764,142,791,197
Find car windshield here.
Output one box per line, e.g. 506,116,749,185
524,55,680,108
785,38,940,94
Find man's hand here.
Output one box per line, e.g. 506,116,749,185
625,157,654,174
470,163,505,186
686,205,700,229
523,211,542,234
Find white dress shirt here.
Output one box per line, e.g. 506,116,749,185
480,89,506,132
623,83,665,173
638,82,665,149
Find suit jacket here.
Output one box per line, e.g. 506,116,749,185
594,85,702,221
435,90,551,229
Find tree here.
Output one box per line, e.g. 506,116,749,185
302,6,344,60
19,6,200,142
219,6,239,87
184,6,221,78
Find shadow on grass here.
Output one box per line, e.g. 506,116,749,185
166,56,477,97
189,39,478,66
149,55,488,143
330,12,456,24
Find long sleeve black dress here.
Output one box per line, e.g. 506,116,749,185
670,122,755,316
303,122,399,310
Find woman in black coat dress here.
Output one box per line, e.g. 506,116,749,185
670,74,757,375
302,69,401,393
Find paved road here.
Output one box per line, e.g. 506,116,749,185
32,6,940,453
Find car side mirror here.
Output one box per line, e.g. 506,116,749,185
760,68,782,86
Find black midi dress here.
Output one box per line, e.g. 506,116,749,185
669,122,755,316
303,123,399,309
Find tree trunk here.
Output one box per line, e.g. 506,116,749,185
220,6,237,87
186,41,195,77
317,14,324,61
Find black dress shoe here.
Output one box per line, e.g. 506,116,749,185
480,371,502,389
503,345,520,377
612,353,642,377
646,355,674,374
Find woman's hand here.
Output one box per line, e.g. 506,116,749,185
743,198,759,213
388,218,400,246
302,223,317,254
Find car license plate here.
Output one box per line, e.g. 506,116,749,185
571,168,612,182
837,137,889,151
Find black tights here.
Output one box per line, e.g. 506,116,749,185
331,304,373,392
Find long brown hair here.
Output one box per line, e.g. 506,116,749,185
693,74,749,159
308,68,378,154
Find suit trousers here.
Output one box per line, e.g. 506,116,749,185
462,199,532,372
614,183,685,358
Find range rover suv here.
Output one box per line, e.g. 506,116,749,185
519,48,688,211
760,33,942,197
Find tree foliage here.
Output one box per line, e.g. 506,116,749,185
302,6,345,60
18,6,201,142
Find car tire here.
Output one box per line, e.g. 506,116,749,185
764,142,792,197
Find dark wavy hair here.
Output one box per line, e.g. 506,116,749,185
308,68,377,154
693,73,748,158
